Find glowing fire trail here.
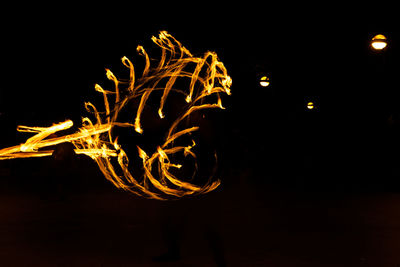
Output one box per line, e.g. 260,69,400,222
0,31,231,200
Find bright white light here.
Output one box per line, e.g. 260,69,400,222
259,76,270,87
371,41,387,50
371,34,387,50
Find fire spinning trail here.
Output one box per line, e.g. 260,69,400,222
0,31,232,200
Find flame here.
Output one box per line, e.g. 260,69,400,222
0,31,231,200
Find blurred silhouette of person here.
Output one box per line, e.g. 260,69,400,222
53,142,76,200
41,138,76,201
152,99,227,266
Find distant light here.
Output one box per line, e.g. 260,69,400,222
306,101,314,110
371,34,387,50
259,76,270,87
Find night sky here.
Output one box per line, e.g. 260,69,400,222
1,6,399,189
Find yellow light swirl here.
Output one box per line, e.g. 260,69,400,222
0,31,232,200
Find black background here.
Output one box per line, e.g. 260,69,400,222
0,4,400,266
1,4,399,191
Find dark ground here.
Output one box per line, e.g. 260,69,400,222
1,163,400,267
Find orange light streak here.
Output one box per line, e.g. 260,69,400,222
0,31,231,200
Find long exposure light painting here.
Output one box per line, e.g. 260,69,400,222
0,31,232,200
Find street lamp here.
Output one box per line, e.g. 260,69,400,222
259,75,270,87
371,34,387,50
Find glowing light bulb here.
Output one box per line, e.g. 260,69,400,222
307,102,314,110
259,76,270,87
371,34,387,50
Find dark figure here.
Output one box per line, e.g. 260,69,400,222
153,107,227,266
41,142,76,200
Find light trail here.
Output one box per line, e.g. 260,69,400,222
0,31,232,200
